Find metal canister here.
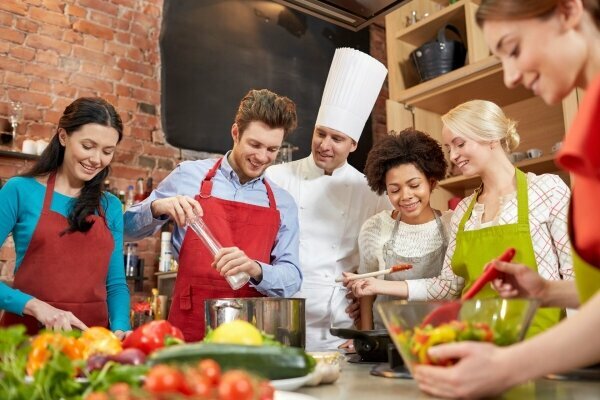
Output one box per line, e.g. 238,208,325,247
205,297,306,348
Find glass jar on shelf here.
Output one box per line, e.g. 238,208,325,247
124,242,139,277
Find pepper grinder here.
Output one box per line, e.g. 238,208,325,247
186,214,250,290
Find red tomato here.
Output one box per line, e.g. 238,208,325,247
107,382,132,397
198,359,221,386
186,369,215,398
144,365,187,394
258,380,275,400
218,370,255,400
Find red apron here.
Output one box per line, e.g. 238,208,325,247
168,158,280,342
0,173,114,334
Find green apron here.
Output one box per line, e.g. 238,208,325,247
451,169,563,337
568,201,600,303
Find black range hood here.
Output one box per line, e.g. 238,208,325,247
272,0,409,31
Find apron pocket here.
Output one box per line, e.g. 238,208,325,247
176,282,228,341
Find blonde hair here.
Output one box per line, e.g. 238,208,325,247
441,100,520,152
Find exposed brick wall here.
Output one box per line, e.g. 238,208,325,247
370,23,388,143
0,1,389,296
0,0,169,294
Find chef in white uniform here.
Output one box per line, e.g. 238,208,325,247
266,48,390,350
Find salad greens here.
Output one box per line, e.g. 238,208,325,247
392,321,511,366
0,326,146,400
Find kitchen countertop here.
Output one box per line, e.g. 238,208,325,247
298,359,600,399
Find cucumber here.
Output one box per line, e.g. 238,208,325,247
148,343,316,380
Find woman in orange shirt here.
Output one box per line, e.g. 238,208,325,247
413,0,600,398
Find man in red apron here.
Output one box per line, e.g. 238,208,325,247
124,89,302,341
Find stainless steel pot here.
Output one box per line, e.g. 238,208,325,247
205,298,305,348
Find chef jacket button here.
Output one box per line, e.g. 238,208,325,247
341,211,345,215
331,244,336,249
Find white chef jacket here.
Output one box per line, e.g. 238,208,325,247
266,155,391,350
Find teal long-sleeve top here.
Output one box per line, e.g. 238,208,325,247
0,176,130,331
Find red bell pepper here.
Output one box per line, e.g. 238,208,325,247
123,320,184,355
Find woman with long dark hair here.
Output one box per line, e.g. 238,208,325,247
0,97,130,338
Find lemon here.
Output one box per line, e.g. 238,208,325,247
211,320,263,346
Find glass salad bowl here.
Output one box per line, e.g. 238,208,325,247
377,298,538,373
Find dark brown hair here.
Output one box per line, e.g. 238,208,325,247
234,89,298,138
24,97,123,233
364,128,448,195
476,0,600,29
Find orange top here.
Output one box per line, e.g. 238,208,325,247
555,74,600,268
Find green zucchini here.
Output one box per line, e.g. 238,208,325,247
148,343,316,380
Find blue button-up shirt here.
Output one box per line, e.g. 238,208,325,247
123,153,302,297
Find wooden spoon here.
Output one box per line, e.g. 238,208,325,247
335,264,412,283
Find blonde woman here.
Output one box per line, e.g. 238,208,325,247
438,99,573,336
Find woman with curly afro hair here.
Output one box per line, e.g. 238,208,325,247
343,128,449,330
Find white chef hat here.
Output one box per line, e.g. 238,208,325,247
316,47,388,142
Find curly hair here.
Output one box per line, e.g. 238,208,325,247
364,128,448,195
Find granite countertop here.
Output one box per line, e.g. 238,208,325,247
298,358,600,399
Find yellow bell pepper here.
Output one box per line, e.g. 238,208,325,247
79,327,122,359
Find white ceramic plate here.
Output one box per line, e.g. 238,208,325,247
271,372,315,391
274,391,318,400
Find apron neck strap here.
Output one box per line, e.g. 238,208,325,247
42,172,57,212
199,157,277,210
515,168,530,225
458,192,477,231
434,210,449,245
200,158,223,198
458,168,528,231
262,178,277,210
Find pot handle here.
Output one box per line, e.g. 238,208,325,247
329,327,371,341
437,24,464,45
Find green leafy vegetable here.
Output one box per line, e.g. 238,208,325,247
0,326,147,400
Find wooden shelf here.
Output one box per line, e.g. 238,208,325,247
394,56,533,113
439,154,560,191
395,0,466,46
385,0,573,211
0,149,39,160
155,271,177,278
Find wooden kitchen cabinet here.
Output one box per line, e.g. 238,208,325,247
156,271,177,319
384,0,579,210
